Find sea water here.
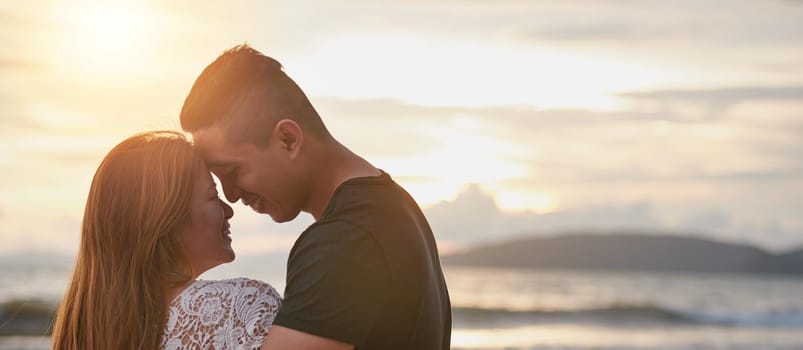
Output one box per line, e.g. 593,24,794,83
2,259,803,350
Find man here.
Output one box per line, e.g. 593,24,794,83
179,44,451,350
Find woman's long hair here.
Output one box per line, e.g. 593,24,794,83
52,131,201,350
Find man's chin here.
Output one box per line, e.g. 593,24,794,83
269,210,302,223
249,205,268,215
246,199,267,214
247,201,301,222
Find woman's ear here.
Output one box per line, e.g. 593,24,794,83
273,119,303,158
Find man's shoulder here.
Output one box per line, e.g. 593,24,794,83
286,219,390,279
298,218,375,246
323,171,416,218
288,220,382,268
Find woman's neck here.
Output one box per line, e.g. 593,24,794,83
166,278,197,305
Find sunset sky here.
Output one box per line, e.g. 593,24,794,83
1,0,802,257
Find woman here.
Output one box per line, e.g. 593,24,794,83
51,131,281,350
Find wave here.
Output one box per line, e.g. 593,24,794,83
0,299,55,336
452,304,803,328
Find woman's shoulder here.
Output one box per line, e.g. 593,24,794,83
164,278,281,349
195,277,277,289
187,277,281,300
170,277,282,313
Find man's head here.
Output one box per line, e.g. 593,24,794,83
180,44,326,222
181,44,330,146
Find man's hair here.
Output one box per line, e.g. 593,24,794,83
180,44,329,146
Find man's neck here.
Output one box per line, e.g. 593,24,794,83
305,141,380,220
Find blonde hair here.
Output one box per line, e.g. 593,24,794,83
52,131,201,350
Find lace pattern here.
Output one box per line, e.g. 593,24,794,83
162,278,282,350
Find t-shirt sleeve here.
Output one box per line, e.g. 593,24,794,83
273,221,391,346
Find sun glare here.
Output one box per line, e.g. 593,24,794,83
377,117,531,186
50,2,163,78
372,116,545,210
287,34,669,110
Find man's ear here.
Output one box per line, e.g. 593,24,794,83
273,119,303,159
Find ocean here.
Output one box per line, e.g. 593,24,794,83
2,259,803,350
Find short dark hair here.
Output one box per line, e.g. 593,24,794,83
180,44,329,146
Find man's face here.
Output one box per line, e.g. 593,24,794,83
191,125,304,223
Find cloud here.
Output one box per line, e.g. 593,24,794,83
315,90,803,132
705,168,803,182
680,208,732,234
526,21,677,43
327,0,802,49
620,86,803,106
425,184,803,252
425,184,663,245
310,96,803,192
520,1,803,47
315,96,664,134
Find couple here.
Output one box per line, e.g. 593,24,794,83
50,45,452,350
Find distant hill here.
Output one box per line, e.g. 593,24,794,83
443,233,803,274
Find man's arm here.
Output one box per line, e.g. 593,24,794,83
260,325,354,350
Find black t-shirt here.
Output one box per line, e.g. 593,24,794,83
274,171,451,349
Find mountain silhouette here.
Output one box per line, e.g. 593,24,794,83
443,233,803,274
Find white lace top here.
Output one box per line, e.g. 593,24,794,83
161,278,282,350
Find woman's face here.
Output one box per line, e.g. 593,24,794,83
181,163,235,276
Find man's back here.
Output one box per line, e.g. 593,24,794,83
274,171,452,349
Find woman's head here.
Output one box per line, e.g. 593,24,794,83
84,130,234,279
52,130,234,350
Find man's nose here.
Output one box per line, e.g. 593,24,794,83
220,178,242,203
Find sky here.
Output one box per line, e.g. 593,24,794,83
1,0,802,259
